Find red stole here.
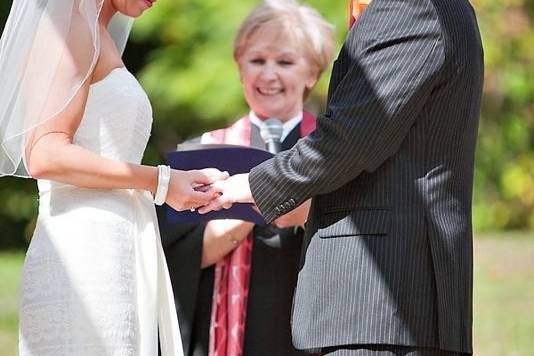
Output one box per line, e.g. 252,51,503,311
349,0,370,29
204,112,316,356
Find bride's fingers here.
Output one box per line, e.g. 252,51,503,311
197,203,215,215
198,196,228,214
193,184,212,192
193,184,223,195
187,189,218,205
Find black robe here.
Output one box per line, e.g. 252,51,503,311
158,123,308,356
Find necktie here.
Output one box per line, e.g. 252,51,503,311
260,118,283,154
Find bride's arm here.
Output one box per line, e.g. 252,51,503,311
26,78,223,211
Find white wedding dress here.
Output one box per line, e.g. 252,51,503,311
19,67,184,356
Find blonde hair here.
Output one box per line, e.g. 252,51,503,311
234,0,336,79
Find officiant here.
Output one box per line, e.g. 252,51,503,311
157,1,335,355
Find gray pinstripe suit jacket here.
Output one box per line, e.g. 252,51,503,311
248,0,483,354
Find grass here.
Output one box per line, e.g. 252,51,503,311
473,234,534,356
0,252,24,355
1,233,533,355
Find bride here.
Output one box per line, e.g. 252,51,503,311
0,0,226,355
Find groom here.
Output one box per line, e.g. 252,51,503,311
201,0,483,355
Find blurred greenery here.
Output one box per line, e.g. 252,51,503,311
470,0,534,232
1,234,533,355
0,0,533,248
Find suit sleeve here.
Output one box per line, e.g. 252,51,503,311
249,0,447,223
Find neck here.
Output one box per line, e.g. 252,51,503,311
100,0,117,27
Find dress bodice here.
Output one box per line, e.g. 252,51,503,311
76,67,152,163
38,67,152,192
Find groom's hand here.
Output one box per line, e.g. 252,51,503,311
197,173,253,214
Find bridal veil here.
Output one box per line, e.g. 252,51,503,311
0,0,132,177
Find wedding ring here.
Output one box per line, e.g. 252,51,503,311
190,207,196,212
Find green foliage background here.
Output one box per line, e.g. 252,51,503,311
0,0,532,248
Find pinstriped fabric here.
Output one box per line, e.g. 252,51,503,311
321,346,462,356
321,344,464,356
316,209,391,237
249,0,483,354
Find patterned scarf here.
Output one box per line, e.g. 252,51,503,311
205,112,316,356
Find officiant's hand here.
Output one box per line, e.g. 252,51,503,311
166,168,228,212
198,173,253,214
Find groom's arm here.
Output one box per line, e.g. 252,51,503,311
250,0,447,223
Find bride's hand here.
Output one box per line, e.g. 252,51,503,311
165,168,228,211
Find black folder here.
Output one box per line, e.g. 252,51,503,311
165,144,273,225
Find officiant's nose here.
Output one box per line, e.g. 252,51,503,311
259,63,279,81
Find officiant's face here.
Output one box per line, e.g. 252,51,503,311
237,23,317,121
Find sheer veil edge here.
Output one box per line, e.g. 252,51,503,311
0,0,133,177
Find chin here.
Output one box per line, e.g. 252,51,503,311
118,1,151,18
257,109,285,119
127,6,146,18
254,104,285,118
130,10,145,18
254,105,271,114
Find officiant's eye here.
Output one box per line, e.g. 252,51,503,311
278,60,295,66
